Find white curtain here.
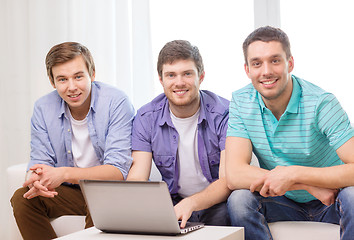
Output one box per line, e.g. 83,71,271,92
0,0,153,238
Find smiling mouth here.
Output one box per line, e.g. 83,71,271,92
174,90,188,95
261,79,277,85
68,93,81,98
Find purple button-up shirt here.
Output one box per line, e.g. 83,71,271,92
132,90,229,194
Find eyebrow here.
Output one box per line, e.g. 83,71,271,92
55,71,84,80
249,54,283,62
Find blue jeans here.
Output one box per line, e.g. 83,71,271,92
172,194,230,226
227,187,354,240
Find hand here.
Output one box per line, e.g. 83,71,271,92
23,171,58,199
250,166,295,197
174,197,196,228
24,164,65,190
23,182,58,199
306,186,338,206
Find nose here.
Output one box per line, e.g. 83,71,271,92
68,79,77,91
262,62,272,76
175,75,185,86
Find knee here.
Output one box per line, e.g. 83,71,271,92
337,186,354,214
11,187,31,215
227,189,259,219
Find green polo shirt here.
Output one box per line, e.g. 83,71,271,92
227,75,354,203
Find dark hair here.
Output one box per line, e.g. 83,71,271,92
45,42,95,84
157,40,204,77
243,26,292,65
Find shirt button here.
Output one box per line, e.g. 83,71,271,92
68,129,71,132
173,135,176,139
67,150,71,154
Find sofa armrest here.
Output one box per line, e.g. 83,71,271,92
7,163,27,196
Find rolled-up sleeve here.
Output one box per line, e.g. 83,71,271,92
101,95,135,179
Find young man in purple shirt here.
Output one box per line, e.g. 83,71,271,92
127,40,230,227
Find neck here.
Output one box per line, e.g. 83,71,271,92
263,77,293,120
169,97,200,119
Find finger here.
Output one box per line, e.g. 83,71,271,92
180,216,188,229
28,189,58,199
259,184,270,197
250,177,264,192
33,181,48,191
23,187,38,199
35,168,43,175
23,172,40,187
29,164,43,171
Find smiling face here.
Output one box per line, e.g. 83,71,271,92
51,55,95,120
159,59,204,118
245,40,294,106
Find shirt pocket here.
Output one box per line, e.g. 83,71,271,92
153,155,175,180
207,151,220,179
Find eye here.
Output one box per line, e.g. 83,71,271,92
272,59,280,64
75,75,83,80
165,73,175,78
58,78,66,82
252,62,261,67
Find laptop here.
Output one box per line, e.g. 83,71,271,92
79,180,204,235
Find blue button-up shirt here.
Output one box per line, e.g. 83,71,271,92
29,81,135,179
132,90,229,194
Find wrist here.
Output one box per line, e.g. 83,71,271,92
290,165,301,185
61,167,71,183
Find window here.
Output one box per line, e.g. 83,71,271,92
281,0,354,120
149,0,254,100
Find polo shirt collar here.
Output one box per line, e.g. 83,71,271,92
257,75,301,114
285,76,301,114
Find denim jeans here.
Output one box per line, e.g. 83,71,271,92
172,194,230,226
227,187,354,240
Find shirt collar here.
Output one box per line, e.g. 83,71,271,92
157,91,208,127
257,75,301,114
285,75,301,114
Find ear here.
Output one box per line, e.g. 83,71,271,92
50,79,56,89
159,75,164,86
288,56,294,73
244,63,251,79
91,71,96,83
199,71,205,84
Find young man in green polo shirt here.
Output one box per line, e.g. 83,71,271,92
225,26,354,240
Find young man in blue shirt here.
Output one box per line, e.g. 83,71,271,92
226,26,354,240
11,42,135,240
128,40,230,228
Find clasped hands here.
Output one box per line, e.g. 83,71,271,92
250,166,338,206
23,164,64,199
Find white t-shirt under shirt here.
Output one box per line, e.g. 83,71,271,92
66,106,100,168
170,108,210,198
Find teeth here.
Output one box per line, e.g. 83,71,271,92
69,94,79,98
175,90,186,94
263,79,276,85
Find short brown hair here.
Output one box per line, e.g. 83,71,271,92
157,40,204,78
45,42,95,84
243,26,292,65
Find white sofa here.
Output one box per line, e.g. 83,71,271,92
7,163,339,240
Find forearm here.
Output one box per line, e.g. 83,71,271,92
292,164,354,189
186,178,231,212
63,164,123,184
227,164,268,190
126,163,150,181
